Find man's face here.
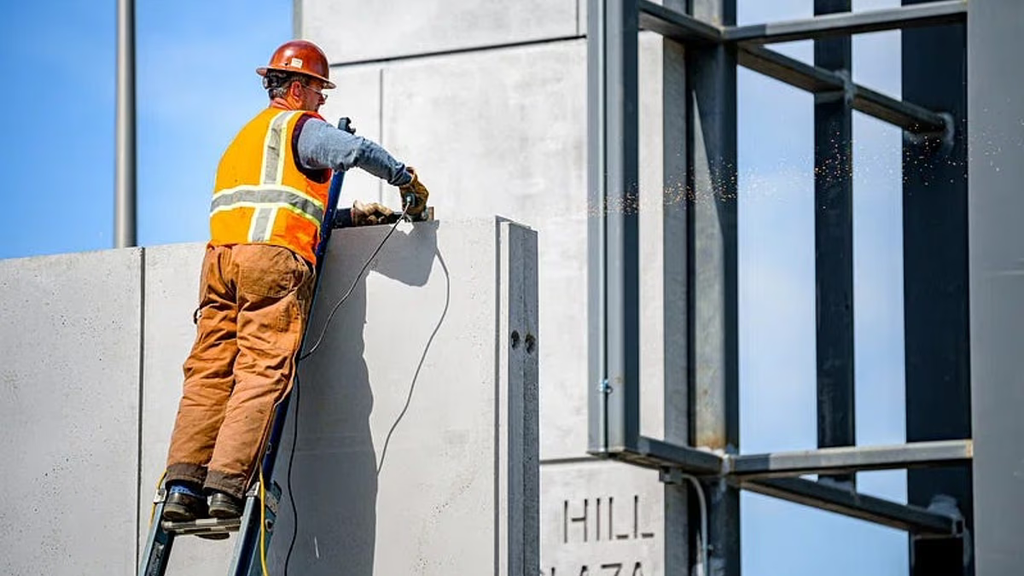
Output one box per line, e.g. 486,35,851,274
296,79,327,111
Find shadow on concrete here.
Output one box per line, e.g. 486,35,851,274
270,221,442,576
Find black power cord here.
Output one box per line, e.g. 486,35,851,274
284,205,409,576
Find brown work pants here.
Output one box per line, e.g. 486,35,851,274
165,243,315,499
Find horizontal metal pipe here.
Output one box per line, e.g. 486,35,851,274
728,0,966,44
728,439,973,479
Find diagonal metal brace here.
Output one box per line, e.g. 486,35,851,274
740,477,964,536
738,46,949,135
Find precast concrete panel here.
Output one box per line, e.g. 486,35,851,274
378,36,678,460
317,65,386,206
968,1,1024,574
380,40,589,462
138,242,234,574
540,461,668,576
265,218,538,575
0,249,142,576
300,0,580,65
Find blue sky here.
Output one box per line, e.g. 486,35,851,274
0,0,914,574
738,1,910,574
0,0,292,259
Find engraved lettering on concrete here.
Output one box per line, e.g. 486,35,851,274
562,495,656,544
541,562,650,575
548,492,657,574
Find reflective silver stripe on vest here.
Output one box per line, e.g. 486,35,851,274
211,187,325,224
261,111,298,186
249,207,277,242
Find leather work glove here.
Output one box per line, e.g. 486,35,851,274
399,166,430,216
351,200,394,226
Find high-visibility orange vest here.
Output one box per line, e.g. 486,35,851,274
209,107,332,264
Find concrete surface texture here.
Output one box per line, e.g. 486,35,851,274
266,219,538,575
300,0,580,65
968,2,1024,574
302,0,688,570
0,249,142,576
0,217,538,575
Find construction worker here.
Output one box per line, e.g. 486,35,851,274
160,39,429,523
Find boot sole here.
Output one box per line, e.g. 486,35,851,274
208,505,243,519
161,503,198,523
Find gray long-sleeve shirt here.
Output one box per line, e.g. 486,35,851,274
296,117,412,187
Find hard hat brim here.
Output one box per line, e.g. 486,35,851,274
256,66,336,90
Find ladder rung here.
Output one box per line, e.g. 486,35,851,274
161,517,241,537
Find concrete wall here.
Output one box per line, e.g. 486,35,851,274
0,250,142,576
0,217,537,575
266,219,538,575
300,1,688,571
968,2,1024,574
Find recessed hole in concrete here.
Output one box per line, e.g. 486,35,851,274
511,330,521,349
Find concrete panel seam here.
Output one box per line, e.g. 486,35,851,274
332,35,584,69
135,247,147,570
495,220,503,575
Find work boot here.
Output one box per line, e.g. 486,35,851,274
162,490,207,522
208,491,244,519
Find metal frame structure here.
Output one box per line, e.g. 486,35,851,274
588,1,972,574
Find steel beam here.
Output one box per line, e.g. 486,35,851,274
587,0,641,455
609,436,724,475
737,45,841,92
854,83,949,134
638,0,720,44
738,46,947,134
728,440,973,479
741,477,962,536
727,0,966,44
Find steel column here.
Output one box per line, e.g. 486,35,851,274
902,2,972,574
588,0,641,455
813,0,856,488
661,6,693,573
687,1,739,574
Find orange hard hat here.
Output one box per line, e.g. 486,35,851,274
257,40,335,89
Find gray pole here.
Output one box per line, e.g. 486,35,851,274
115,0,136,248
